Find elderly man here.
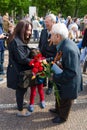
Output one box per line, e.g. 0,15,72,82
50,23,83,124
39,14,57,95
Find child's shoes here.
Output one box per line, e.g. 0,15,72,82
28,105,34,112
40,101,46,108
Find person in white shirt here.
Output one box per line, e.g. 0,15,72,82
32,16,41,41
68,18,79,41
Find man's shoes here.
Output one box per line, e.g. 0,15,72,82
0,78,3,81
49,108,57,114
46,88,52,95
52,116,66,124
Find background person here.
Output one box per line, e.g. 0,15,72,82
0,26,6,76
0,13,3,29
0,33,6,81
32,16,41,41
3,12,11,33
80,28,87,73
39,13,57,95
49,23,83,124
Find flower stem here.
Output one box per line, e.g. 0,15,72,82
53,82,61,106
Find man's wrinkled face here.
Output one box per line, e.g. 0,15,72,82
50,33,61,45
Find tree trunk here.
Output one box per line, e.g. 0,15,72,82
74,0,81,17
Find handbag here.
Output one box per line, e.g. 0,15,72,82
7,58,37,90
18,70,38,88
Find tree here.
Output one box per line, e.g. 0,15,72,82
0,0,87,19
0,0,31,18
30,0,87,18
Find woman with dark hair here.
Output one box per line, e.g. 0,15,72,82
7,20,32,117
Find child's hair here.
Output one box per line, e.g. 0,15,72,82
30,48,40,58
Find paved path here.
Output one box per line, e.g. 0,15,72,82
0,47,87,130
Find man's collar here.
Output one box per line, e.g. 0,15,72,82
56,39,65,51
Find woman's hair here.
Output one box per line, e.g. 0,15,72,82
8,20,32,44
66,17,72,28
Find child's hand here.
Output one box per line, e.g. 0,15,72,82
31,75,36,79
42,59,48,64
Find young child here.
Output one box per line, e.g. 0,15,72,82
28,48,46,112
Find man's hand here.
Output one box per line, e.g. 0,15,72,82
49,38,53,46
0,33,7,39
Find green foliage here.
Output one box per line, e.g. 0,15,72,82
0,0,87,18
0,0,30,18
31,0,87,17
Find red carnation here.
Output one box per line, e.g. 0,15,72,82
32,67,39,74
34,62,41,68
39,66,44,72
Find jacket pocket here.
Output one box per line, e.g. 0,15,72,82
7,64,19,90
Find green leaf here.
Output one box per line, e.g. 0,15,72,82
53,82,61,106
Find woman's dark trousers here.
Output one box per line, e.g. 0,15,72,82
16,87,27,111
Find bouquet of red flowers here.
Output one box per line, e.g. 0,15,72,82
29,51,52,84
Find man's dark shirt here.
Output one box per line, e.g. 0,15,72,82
39,29,57,58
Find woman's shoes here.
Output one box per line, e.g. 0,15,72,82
17,109,31,117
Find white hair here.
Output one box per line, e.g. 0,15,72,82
51,23,69,39
45,13,56,23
